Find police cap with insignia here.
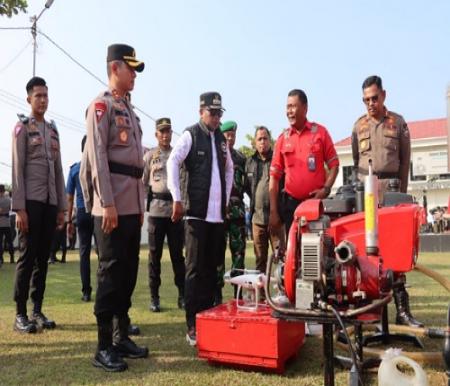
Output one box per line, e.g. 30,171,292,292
220,121,237,133
200,92,225,110
107,44,145,72
156,117,171,131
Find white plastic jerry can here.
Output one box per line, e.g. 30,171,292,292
378,348,429,386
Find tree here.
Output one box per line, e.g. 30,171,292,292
0,0,28,17
238,134,256,158
238,126,276,158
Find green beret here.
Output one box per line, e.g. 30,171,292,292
220,121,237,133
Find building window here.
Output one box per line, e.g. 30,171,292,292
410,163,426,181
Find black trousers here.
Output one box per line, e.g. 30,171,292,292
77,207,94,295
148,216,185,299
93,214,140,324
14,200,57,315
184,219,225,329
282,194,303,237
0,226,14,260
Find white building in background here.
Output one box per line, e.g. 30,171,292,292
334,117,449,210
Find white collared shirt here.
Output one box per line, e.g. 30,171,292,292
167,128,233,223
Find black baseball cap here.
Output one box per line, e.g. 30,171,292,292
156,117,171,131
107,44,145,72
200,92,225,110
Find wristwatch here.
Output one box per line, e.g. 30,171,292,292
323,186,331,196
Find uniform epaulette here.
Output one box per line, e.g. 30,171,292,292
310,123,318,133
355,114,366,124
49,119,58,133
17,113,29,125
282,128,290,139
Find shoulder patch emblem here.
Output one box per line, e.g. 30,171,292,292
14,123,23,137
95,102,107,123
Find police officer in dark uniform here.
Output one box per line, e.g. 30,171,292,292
143,118,185,312
352,75,422,328
80,44,148,372
11,76,66,333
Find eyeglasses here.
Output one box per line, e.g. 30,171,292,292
362,95,379,104
207,109,223,118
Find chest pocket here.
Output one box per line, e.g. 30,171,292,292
51,135,60,155
382,126,399,152
27,132,44,159
281,142,295,167
358,130,371,154
114,115,132,146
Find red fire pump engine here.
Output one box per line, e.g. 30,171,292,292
197,163,424,386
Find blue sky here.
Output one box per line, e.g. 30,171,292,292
1,0,449,184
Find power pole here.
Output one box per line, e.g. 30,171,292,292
30,0,55,76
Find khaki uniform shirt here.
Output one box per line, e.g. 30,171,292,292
80,90,145,217
11,116,66,212
143,147,172,218
0,195,11,227
352,109,411,194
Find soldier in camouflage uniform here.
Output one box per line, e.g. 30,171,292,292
215,121,246,304
352,75,422,328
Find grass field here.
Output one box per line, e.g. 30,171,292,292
0,244,449,385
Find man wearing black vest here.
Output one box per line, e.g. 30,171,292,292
167,92,233,346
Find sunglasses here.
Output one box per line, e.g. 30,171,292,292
362,95,380,104
207,109,223,118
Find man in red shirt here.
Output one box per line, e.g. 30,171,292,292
269,89,339,234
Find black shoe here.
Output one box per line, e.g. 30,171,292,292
14,315,37,334
92,347,128,372
81,293,91,302
48,258,56,264
149,298,161,312
177,296,185,310
31,312,56,329
10,256,15,264
186,327,197,347
113,338,149,359
128,324,140,336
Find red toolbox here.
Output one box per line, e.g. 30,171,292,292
196,300,306,373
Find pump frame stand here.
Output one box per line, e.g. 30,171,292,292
361,304,424,348
273,312,376,386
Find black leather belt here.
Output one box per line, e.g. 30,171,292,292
108,161,143,179
152,192,172,201
0,214,9,217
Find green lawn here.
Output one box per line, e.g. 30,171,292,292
0,245,448,385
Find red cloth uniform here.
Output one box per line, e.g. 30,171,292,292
270,120,339,200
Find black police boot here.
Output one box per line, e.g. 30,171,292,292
14,314,37,334
60,252,66,263
32,302,56,329
113,315,148,359
93,322,128,372
213,288,222,307
394,284,424,328
10,254,15,264
31,312,56,329
149,297,161,312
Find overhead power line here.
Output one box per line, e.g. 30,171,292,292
0,27,30,30
37,29,160,124
0,38,32,74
